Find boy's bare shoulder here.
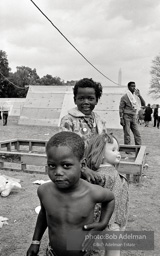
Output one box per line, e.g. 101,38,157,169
81,179,113,203
81,179,107,193
37,181,54,194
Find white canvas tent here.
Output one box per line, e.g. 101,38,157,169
0,98,25,116
18,85,127,129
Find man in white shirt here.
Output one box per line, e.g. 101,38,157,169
119,81,145,145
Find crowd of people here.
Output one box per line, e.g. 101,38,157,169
137,103,160,129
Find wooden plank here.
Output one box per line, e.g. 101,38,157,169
118,162,141,175
21,163,26,172
17,141,30,146
18,139,47,147
134,146,146,164
15,141,20,151
21,155,47,166
0,149,47,175
0,138,18,145
119,144,140,154
16,139,47,152
118,145,147,183
0,150,46,158
0,139,47,151
119,144,140,150
0,162,4,168
0,139,19,153
31,141,47,147
29,141,32,151
0,166,46,174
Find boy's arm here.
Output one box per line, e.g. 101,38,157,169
81,187,114,252
26,188,47,256
99,188,115,229
85,186,115,231
81,166,102,184
31,203,47,240
119,96,125,126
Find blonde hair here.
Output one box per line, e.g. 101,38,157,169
85,133,118,171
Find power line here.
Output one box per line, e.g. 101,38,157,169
0,70,26,90
30,0,121,86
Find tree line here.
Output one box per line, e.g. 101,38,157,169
1,49,160,98
0,50,76,98
149,55,160,99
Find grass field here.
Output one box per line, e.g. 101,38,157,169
0,117,160,256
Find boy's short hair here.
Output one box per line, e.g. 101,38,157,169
46,131,85,160
73,78,103,100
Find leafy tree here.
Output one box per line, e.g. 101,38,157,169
8,72,28,97
0,79,15,98
149,54,160,99
13,66,41,87
52,76,64,85
0,52,28,97
40,74,56,85
40,74,63,85
66,80,77,86
0,71,28,98
0,50,67,97
0,50,10,77
0,50,11,96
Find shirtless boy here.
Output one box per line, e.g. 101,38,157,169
26,131,115,256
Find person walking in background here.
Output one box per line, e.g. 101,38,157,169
1,101,10,126
157,105,160,129
153,104,159,127
144,104,153,127
119,81,145,145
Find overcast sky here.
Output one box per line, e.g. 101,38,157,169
1,0,160,104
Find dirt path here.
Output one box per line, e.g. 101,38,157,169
0,118,160,256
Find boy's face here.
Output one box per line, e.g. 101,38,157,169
47,145,83,190
74,87,97,115
103,138,121,165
